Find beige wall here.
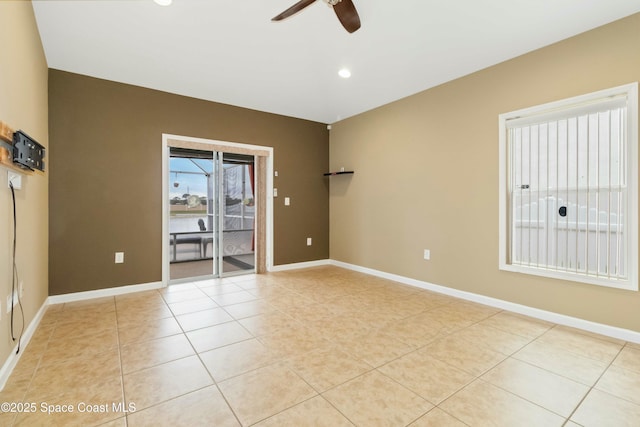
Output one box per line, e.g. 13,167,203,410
0,2,49,366
49,71,329,295
330,13,640,332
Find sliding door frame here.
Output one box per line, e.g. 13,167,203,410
162,133,274,286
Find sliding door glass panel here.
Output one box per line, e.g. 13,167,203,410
168,149,255,281
221,154,256,275
169,148,215,281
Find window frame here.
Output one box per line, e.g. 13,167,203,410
498,83,639,291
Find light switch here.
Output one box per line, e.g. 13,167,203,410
284,197,290,206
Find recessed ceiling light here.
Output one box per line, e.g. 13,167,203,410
338,68,351,79
154,0,172,6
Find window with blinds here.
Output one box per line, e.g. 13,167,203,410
499,83,638,290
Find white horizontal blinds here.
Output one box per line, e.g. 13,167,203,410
508,97,628,281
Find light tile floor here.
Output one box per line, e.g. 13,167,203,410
1,266,639,426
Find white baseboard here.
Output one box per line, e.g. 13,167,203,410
3,258,637,392
270,259,331,272
1,280,163,390
330,260,640,344
0,299,48,391
47,281,164,305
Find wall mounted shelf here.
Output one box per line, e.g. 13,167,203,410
323,171,354,176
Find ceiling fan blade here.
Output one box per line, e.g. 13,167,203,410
333,0,361,33
272,0,317,21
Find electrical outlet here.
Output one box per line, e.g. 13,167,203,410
306,237,312,246
273,188,278,197
115,252,124,263
423,249,430,260
7,171,22,190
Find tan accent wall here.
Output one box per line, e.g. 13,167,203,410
330,13,640,332
49,71,329,295
0,2,49,366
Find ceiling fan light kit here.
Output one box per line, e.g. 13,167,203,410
272,0,361,33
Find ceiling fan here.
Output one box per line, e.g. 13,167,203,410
272,0,361,33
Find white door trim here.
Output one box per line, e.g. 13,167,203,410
162,133,274,286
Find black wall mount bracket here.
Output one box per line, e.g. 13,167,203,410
12,130,45,172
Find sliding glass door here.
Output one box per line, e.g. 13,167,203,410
168,148,255,281
219,154,256,275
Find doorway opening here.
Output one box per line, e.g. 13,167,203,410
162,134,273,285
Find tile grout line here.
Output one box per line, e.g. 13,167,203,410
122,286,244,425
6,308,58,427
115,294,132,424
178,292,246,427
5,267,639,425
560,343,625,425
242,368,324,426
443,320,627,424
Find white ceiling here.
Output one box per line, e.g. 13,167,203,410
32,0,640,124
